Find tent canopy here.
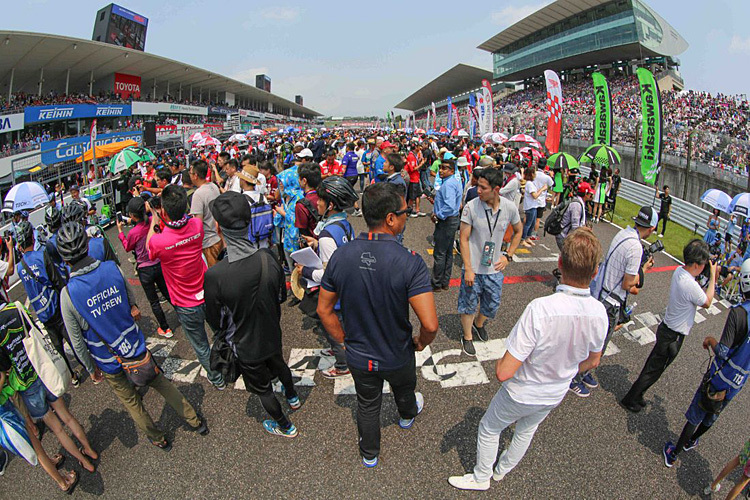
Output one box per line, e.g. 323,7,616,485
75,140,138,164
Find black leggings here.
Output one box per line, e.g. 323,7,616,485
138,263,171,330
239,353,298,429
674,421,712,457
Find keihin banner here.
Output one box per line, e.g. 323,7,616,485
544,70,562,154
0,113,24,133
114,72,141,99
636,68,662,185
481,79,494,134
25,104,132,124
592,72,612,146
41,130,142,165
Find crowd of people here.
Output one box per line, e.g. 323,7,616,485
0,128,748,498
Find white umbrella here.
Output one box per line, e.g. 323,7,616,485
482,132,494,143
228,133,247,142
195,136,221,147
414,128,426,134
188,131,209,142
2,181,49,213
728,193,750,217
701,189,733,213
508,133,542,149
456,129,469,137
491,132,509,144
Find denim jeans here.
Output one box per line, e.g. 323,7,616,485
522,208,537,239
432,215,460,288
174,303,225,386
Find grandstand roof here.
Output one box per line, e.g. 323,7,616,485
0,31,322,117
478,0,612,53
394,64,493,112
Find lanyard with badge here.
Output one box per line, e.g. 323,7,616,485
481,207,501,267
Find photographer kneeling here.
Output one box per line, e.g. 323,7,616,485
620,239,716,412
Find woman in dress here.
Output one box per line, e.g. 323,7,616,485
592,167,610,223
704,209,720,244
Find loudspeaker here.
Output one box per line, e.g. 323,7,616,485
143,121,156,147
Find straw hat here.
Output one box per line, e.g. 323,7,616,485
290,267,306,300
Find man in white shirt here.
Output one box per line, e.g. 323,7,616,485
448,228,608,491
532,165,554,239
620,239,716,412
221,158,242,193
499,164,520,205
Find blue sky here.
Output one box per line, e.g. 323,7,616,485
5,0,749,116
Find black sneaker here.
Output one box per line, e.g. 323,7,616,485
461,338,476,356
619,398,642,413
193,417,209,436
472,322,489,342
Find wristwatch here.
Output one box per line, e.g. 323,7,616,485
503,251,513,262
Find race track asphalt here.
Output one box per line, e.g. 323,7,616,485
2,201,747,499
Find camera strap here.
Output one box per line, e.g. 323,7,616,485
597,235,640,304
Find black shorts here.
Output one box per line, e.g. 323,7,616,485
536,206,545,218
345,175,358,187
407,181,422,201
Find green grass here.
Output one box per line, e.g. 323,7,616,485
609,197,695,262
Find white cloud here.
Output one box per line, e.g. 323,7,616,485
491,2,552,28
729,35,750,54
229,67,269,85
260,7,301,22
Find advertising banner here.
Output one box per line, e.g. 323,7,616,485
592,72,612,146
208,106,233,115
481,79,494,134
131,102,207,116
447,97,453,131
636,68,662,185
41,130,142,165
544,70,562,154
114,72,141,99
452,104,461,130
0,113,24,133
25,104,132,124
431,102,437,130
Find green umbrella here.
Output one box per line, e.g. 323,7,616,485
108,148,145,173
125,146,156,161
580,144,621,167
547,152,579,170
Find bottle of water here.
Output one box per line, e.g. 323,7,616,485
624,302,637,317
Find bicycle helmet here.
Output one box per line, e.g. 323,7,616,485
45,205,62,230
56,222,89,262
15,220,34,248
61,201,87,224
319,176,358,211
739,259,750,295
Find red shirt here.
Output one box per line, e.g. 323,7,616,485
266,175,279,207
295,190,320,237
405,152,420,183
319,160,343,177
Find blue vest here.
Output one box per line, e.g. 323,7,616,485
17,251,59,323
66,261,145,374
319,219,353,311
711,302,750,400
88,237,106,261
46,233,68,280
247,199,274,246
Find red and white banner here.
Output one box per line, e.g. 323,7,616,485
481,79,494,134
114,72,142,99
544,69,563,154
156,124,177,135
452,104,461,130
431,102,437,129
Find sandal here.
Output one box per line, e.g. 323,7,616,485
51,453,65,469
78,447,97,473
150,438,172,452
61,470,79,495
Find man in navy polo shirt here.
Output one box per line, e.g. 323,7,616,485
318,182,439,469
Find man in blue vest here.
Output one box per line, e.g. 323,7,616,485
57,222,207,451
44,205,68,280
60,202,117,263
15,220,81,387
299,176,358,378
663,258,750,467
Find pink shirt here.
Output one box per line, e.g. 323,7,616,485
147,217,206,307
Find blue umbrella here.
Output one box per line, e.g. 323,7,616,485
700,189,733,213
0,401,38,465
2,181,50,213
728,193,750,217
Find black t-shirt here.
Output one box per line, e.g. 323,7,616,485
611,174,621,193
719,306,749,351
204,249,286,363
659,193,672,215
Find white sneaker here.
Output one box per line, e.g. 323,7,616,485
703,483,721,495
448,473,490,491
658,234,664,238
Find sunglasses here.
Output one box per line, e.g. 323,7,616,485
392,207,414,217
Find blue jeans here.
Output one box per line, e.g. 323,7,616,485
174,304,225,386
522,208,537,239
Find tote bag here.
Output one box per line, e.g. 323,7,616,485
17,302,71,397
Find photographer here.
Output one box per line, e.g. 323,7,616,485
570,206,658,397
621,239,716,412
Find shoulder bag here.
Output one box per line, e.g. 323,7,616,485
17,302,71,397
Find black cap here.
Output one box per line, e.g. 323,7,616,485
209,191,252,229
633,205,659,228
502,163,518,174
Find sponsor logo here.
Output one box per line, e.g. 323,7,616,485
96,107,124,116
115,82,140,93
0,118,11,130
38,108,74,120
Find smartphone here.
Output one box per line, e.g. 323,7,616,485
116,211,123,223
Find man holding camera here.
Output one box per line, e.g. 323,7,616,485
569,205,658,397
620,239,716,412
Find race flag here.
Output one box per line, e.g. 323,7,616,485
592,72,612,146
452,103,461,130
447,97,453,131
481,79,494,134
636,68,662,185
476,92,486,136
469,93,480,138
544,70,562,154
90,119,98,178
431,102,437,129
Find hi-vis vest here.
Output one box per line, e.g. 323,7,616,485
66,261,145,374
710,301,750,400
17,250,58,323
88,237,106,262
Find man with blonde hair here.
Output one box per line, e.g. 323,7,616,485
448,228,609,490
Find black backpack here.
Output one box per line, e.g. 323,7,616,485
544,198,582,236
297,196,322,225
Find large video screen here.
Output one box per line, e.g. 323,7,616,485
107,4,148,51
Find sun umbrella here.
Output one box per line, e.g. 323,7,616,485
0,403,37,466
491,132,509,144
581,144,621,167
415,128,426,134
108,148,145,174
456,129,469,137
228,133,247,142
481,132,493,143
508,133,541,149
188,131,209,142
195,136,221,147
547,152,579,170
126,146,156,161
247,129,264,136
520,147,543,159
728,193,750,217
700,189,733,213
2,181,50,213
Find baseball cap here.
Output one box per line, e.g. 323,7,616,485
577,181,594,195
633,205,659,228
237,164,260,185
456,156,470,167
477,157,496,168
380,141,395,149
443,152,456,161
502,163,518,174
296,148,314,158
69,184,80,192
209,191,253,229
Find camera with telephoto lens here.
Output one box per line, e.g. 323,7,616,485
149,195,162,210
641,239,664,266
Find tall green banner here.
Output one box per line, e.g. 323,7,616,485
592,72,612,146
636,68,662,185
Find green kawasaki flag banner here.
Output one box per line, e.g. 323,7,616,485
636,68,663,185
592,72,612,146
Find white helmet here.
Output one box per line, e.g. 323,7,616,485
739,259,750,294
